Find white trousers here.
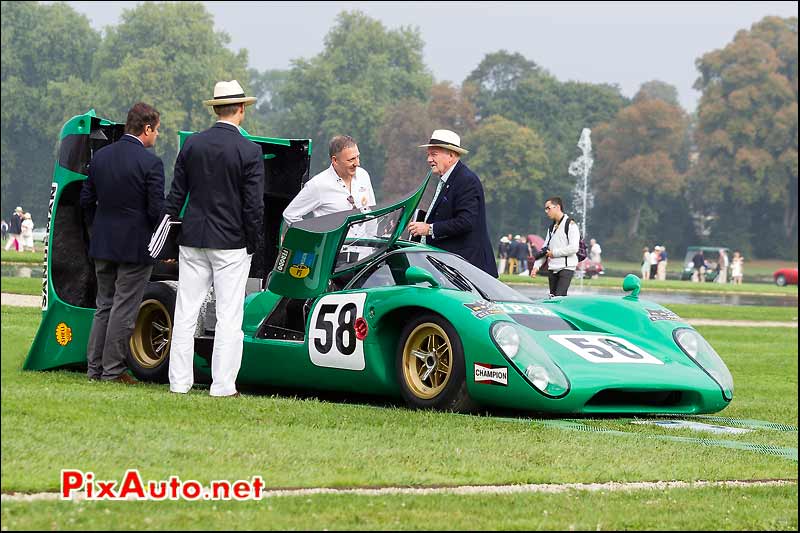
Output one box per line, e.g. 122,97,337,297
169,246,252,396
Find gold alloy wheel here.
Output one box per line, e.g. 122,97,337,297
130,299,172,369
401,322,453,400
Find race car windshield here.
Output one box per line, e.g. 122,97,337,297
420,252,532,303
334,208,405,273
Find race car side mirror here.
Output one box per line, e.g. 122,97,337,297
405,266,440,288
622,274,641,300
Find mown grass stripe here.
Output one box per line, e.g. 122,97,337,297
534,419,798,461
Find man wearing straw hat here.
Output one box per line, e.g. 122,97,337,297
407,129,498,277
165,80,264,398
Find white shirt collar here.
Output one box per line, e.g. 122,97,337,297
124,133,144,146
216,120,238,128
439,160,458,183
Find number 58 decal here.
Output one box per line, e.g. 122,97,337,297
549,334,663,365
309,293,367,370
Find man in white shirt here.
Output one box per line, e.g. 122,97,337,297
283,135,376,224
531,197,580,296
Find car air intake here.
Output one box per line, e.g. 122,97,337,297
586,389,690,408
509,314,577,331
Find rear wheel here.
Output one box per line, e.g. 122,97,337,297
396,313,474,412
776,274,787,287
128,282,176,382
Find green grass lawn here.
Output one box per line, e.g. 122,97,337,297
1,250,44,264
1,306,796,529
601,258,798,280
664,304,798,322
1,277,41,296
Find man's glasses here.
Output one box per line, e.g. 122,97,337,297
544,205,554,211
347,195,356,209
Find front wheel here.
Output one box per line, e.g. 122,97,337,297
396,313,474,412
776,275,787,287
128,282,177,382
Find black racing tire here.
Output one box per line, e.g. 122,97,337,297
395,313,475,412
128,281,177,383
775,274,787,287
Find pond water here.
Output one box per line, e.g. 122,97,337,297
513,284,797,307
2,264,43,278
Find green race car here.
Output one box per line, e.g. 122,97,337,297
24,110,734,415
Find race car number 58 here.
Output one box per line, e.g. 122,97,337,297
549,334,663,365
309,293,367,370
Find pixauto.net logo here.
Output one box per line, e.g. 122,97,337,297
60,469,266,501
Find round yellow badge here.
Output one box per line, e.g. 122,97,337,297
55,322,72,346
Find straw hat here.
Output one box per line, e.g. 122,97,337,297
419,129,468,155
203,80,256,107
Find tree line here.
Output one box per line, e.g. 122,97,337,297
1,2,796,259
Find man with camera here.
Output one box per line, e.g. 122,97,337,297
530,197,580,296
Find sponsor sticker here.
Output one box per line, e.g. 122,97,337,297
464,301,504,319
42,182,57,310
289,251,315,279
55,322,72,346
275,248,290,273
474,363,508,386
494,302,557,317
647,308,680,321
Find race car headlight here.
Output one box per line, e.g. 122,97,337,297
491,322,520,359
490,322,569,398
674,328,734,401
525,365,551,391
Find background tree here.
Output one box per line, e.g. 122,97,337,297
463,51,628,236
634,80,681,106
1,1,99,223
464,115,549,238
379,82,478,204
266,10,433,191
90,1,251,183
592,95,690,258
693,15,798,258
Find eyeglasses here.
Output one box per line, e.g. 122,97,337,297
544,205,555,211
347,195,356,209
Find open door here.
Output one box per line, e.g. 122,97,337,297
267,171,431,299
24,110,311,371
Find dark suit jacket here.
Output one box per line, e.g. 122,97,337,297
80,135,165,264
165,122,264,253
427,160,498,277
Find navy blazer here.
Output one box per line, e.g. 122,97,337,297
165,122,264,253
427,160,499,277
80,135,165,264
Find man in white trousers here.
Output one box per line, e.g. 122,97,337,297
164,80,264,397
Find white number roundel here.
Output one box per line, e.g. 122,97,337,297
309,293,367,370
549,334,663,365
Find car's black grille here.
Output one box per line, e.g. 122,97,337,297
586,389,688,408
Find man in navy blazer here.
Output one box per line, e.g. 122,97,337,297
165,80,264,398
80,102,164,384
407,129,498,277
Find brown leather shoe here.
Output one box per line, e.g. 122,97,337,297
218,391,240,398
110,373,139,385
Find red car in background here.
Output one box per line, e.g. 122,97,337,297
773,267,799,286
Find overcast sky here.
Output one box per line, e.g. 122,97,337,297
65,1,798,111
